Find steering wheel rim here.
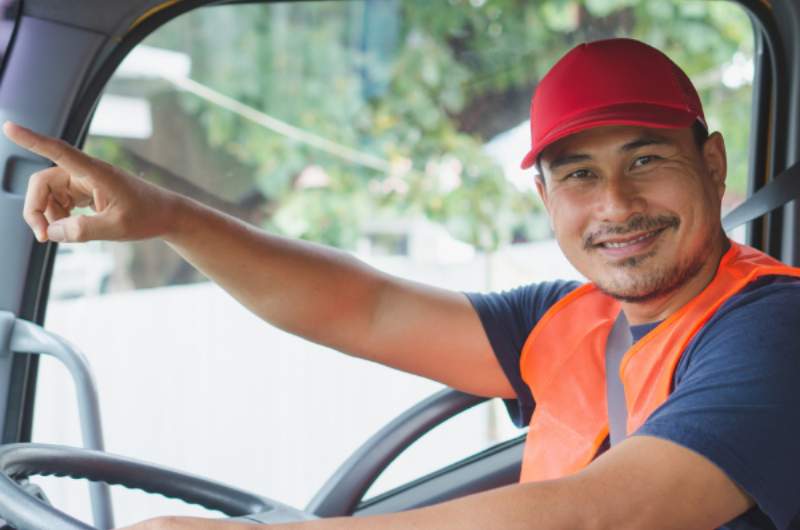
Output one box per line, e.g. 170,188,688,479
0,443,280,530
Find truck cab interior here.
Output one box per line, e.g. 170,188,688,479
0,0,798,528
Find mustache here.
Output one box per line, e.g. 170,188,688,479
584,214,680,249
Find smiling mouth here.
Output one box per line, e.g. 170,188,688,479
595,227,668,249
585,214,680,253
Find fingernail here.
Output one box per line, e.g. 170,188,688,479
48,224,65,242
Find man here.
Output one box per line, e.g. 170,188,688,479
5,38,800,530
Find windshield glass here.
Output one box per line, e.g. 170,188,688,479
35,1,755,525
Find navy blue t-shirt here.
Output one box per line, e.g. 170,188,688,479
466,276,800,530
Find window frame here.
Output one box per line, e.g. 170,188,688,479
5,0,787,513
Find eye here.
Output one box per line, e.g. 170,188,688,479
632,155,660,168
564,168,593,181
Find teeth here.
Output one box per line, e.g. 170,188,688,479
602,231,656,248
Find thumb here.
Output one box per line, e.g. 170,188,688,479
47,214,111,243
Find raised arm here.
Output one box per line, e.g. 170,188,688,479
3,122,513,398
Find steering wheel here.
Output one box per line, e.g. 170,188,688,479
0,443,316,530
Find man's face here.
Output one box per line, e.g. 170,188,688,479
536,125,727,303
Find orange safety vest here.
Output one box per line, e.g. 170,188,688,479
518,242,800,483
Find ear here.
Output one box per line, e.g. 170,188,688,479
702,132,727,200
535,174,550,212
534,174,556,231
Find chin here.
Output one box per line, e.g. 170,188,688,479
593,254,707,304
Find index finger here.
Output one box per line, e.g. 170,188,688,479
3,121,96,175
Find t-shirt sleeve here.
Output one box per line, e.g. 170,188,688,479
464,280,581,427
636,279,800,530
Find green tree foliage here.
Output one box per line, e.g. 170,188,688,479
88,0,754,252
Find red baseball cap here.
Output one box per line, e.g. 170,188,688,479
520,38,707,170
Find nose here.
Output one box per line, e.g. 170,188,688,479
595,175,646,222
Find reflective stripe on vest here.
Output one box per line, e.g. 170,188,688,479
606,311,632,447
518,242,800,483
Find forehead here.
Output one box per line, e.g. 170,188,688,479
539,125,693,168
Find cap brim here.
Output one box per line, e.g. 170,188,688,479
520,103,700,170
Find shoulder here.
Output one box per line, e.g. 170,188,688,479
673,275,800,382
465,279,582,322
683,275,800,366
717,274,800,314
642,276,800,529
465,279,582,348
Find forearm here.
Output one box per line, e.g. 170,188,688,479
121,436,757,530
275,479,593,530
162,195,387,352
123,480,595,530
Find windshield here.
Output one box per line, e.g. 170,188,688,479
35,1,755,525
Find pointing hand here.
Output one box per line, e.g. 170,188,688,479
3,121,179,243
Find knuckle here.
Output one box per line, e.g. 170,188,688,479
48,139,74,165
117,208,132,229
21,209,38,226
72,216,90,242
93,158,112,171
116,206,138,235
27,168,59,197
52,137,70,152
27,169,47,187
22,200,42,220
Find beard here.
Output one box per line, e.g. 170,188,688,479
594,249,707,303
584,214,711,304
